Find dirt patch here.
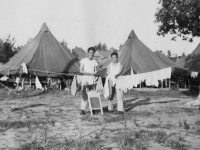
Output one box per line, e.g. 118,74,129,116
0,89,200,149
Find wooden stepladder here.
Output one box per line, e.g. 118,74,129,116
87,90,103,116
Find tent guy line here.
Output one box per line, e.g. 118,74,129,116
0,82,18,95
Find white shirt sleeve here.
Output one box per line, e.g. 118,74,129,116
93,60,98,67
80,58,86,65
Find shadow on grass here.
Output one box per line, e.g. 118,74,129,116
127,89,199,98
0,119,48,130
148,99,180,104
11,103,47,112
181,89,199,97
125,98,151,112
102,98,140,112
103,97,181,112
125,98,179,112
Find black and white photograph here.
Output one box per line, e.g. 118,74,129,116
0,0,200,149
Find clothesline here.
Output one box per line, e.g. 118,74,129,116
1,54,200,77
0,64,79,77
0,64,173,77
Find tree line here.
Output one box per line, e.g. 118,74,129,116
0,35,22,64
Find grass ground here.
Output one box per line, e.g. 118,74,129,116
0,88,200,150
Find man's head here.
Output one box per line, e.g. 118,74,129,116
87,47,95,60
111,52,118,63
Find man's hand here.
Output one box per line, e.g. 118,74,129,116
93,71,97,76
87,72,97,76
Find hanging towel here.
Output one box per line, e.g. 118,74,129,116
35,76,43,90
96,77,103,94
191,72,198,78
21,63,28,74
76,75,82,85
103,76,110,98
15,77,20,84
0,76,8,81
71,76,78,96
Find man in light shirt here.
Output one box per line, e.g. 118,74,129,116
80,47,98,115
106,52,124,114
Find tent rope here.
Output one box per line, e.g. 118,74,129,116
0,82,18,95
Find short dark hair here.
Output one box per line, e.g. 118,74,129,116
87,47,95,53
111,52,118,58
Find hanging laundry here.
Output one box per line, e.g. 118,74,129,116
35,76,43,90
96,77,103,94
21,63,28,74
191,71,198,78
160,67,171,80
103,76,110,98
15,77,20,84
71,76,78,96
127,68,135,90
165,67,172,79
76,75,82,85
116,75,132,92
115,67,172,90
146,71,159,87
0,76,8,81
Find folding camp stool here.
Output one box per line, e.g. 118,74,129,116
87,90,103,116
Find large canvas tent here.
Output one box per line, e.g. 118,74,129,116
97,30,174,76
174,56,186,70
184,43,200,72
72,47,87,60
154,51,175,67
0,23,80,77
98,51,111,58
174,42,200,72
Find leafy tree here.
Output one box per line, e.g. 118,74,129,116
13,45,23,52
155,50,163,54
61,40,68,48
61,40,71,52
155,0,200,42
0,35,17,63
167,50,172,58
94,42,108,51
182,52,186,57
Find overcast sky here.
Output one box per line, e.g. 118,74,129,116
0,0,199,56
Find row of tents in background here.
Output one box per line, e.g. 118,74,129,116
0,23,199,90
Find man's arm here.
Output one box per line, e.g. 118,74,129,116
94,66,97,74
